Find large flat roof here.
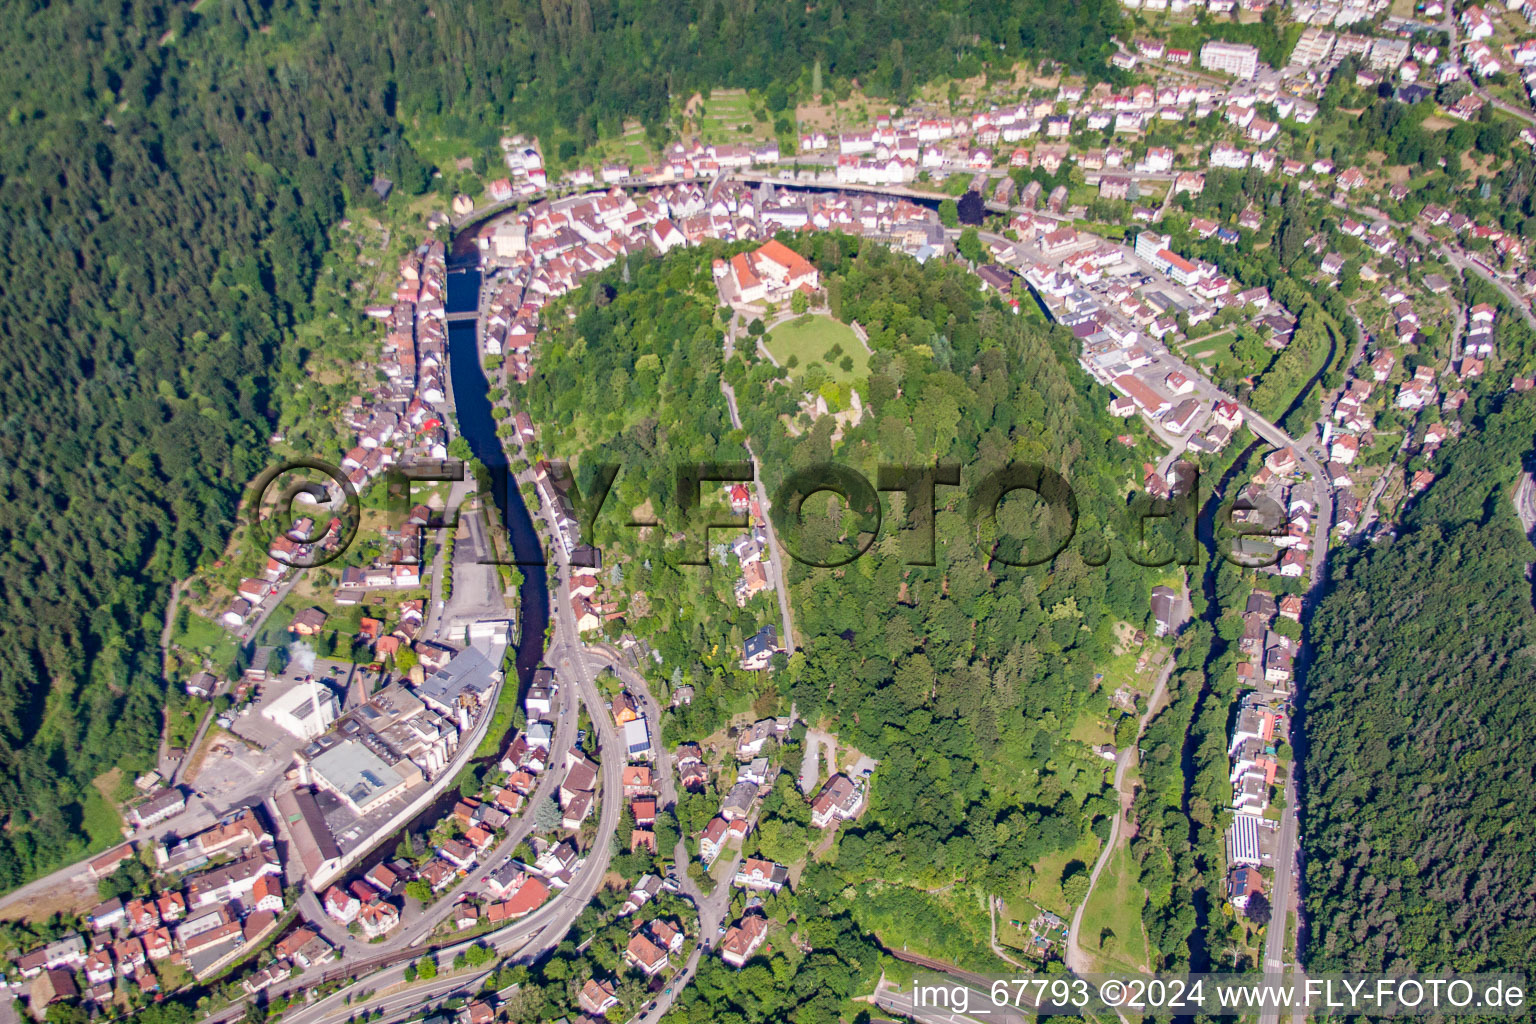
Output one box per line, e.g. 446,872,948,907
308,740,411,813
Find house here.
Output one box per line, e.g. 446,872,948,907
185,671,219,699
32,969,78,1006
699,816,730,865
438,839,476,870
89,897,126,932
323,886,360,924
1228,865,1266,911
733,858,789,892
1330,434,1360,464
810,774,866,828
249,874,284,914
418,859,455,892
647,918,685,954
1279,595,1303,622
580,979,620,1015
130,787,186,828
622,765,654,797
143,928,174,962
624,933,670,976
721,913,770,967
1150,585,1181,637
736,718,778,758
720,780,758,821
288,607,328,635
364,862,400,896
562,790,594,829
357,901,400,939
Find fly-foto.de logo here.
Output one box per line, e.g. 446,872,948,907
245,457,1292,572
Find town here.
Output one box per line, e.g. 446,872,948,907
7,1,1536,1022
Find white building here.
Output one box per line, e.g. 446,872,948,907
1201,41,1260,78
261,678,340,742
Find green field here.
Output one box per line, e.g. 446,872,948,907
763,315,868,384
1024,838,1102,917
690,89,766,145
1078,839,1155,972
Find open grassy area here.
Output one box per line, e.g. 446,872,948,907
763,315,868,384
1079,840,1154,973
169,608,241,676
689,89,767,145
84,770,126,846
1069,710,1115,748
1025,838,1102,917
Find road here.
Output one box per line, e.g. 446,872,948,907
1516,472,1536,535
1065,655,1174,974
169,707,218,787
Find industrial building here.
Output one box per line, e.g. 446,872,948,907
261,678,341,742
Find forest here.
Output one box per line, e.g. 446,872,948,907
0,0,1121,890
1301,390,1536,976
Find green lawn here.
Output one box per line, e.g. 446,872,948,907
1025,838,1101,917
1078,840,1154,973
762,315,867,384
1069,710,1115,748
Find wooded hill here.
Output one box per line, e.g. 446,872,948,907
1302,392,1536,976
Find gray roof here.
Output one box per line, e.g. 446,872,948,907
418,648,496,708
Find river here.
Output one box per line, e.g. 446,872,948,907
343,262,550,874
442,264,551,696
1179,321,1338,970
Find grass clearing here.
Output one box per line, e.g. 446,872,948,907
83,771,125,846
1079,840,1154,973
763,315,867,384
1069,710,1114,748
1025,837,1102,917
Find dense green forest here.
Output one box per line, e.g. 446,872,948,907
0,0,426,887
0,0,1120,889
1302,391,1536,975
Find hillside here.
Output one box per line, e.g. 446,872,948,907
1302,393,1536,975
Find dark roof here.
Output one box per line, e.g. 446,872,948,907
1150,585,1179,624
743,625,778,659
1244,591,1277,619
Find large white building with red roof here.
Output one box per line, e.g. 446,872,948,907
716,240,820,306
